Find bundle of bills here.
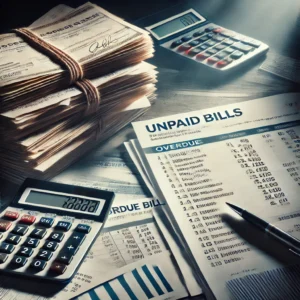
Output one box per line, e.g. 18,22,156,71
0,3,156,183
0,2,154,111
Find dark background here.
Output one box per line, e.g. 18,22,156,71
0,0,181,33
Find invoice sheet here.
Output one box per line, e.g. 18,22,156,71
132,93,300,299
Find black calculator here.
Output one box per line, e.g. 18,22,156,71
0,179,114,282
146,8,269,71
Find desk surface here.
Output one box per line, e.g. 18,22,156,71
0,0,299,298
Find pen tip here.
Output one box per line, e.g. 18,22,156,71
226,202,243,215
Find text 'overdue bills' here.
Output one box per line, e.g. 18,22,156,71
131,93,300,300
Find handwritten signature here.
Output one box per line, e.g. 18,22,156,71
89,34,128,54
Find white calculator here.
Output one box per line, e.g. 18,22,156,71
146,8,269,71
0,179,114,282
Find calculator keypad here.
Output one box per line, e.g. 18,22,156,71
0,207,100,281
162,22,268,71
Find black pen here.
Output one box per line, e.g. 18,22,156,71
226,202,300,257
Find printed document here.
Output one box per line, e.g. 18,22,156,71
131,93,300,299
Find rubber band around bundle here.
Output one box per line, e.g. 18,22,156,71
13,27,101,115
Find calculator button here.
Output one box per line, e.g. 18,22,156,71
17,246,33,257
197,35,209,43
0,220,12,232
48,232,64,242
56,252,73,265
217,58,233,68
196,52,210,61
177,44,191,52
205,26,216,32
55,221,72,232
11,255,27,268
50,262,67,275
224,47,235,54
30,228,47,239
6,234,21,245
23,237,40,248
231,35,241,41
39,217,54,228
206,48,218,55
37,249,53,261
243,39,261,48
205,40,217,47
214,44,227,51
62,232,86,255
20,215,36,225
212,27,223,33
207,57,219,65
0,253,8,264
215,51,228,59
12,225,29,236
193,30,204,37
223,39,234,46
170,39,183,48
43,241,59,251
181,35,193,42
199,44,209,51
232,42,253,53
187,48,202,56
212,35,225,42
188,40,200,47
231,50,244,59
75,224,91,234
207,33,215,39
4,211,19,220
220,30,235,37
0,243,14,253
30,259,47,271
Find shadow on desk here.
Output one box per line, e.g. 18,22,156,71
0,273,66,297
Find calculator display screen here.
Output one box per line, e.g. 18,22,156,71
150,12,201,38
24,190,101,215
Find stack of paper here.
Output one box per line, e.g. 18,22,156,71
125,93,300,299
0,3,156,183
0,2,154,110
